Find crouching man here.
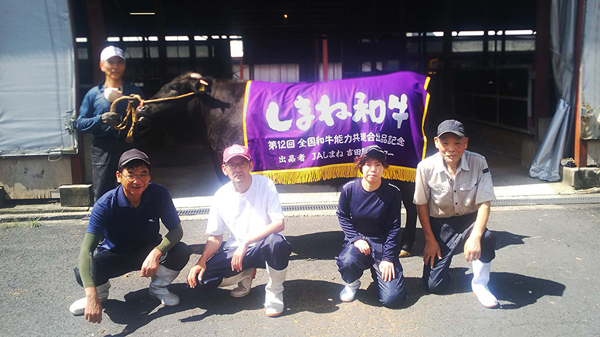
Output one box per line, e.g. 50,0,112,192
187,144,292,317
70,149,191,322
415,120,499,308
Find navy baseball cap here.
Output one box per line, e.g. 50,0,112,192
118,148,150,169
437,119,466,138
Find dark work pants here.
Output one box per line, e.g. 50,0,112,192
391,180,418,251
194,234,292,291
336,244,407,308
75,242,191,287
91,138,133,202
423,212,496,294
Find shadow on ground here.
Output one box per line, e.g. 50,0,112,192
101,268,565,336
420,267,566,310
286,231,344,261
286,229,528,261
408,229,528,257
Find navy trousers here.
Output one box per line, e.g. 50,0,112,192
91,138,134,202
194,233,292,291
390,180,418,251
75,242,191,287
423,212,496,294
336,244,407,308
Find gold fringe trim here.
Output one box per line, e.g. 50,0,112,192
242,81,253,147
253,164,415,185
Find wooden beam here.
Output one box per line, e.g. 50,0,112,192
322,36,328,82
574,0,586,167
533,0,551,136
153,0,168,84
85,0,105,84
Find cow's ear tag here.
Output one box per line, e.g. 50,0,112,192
197,79,209,92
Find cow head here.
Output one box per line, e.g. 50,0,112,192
136,72,230,126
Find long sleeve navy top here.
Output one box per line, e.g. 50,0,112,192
76,81,144,140
336,178,402,262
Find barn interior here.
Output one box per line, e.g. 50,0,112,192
71,0,553,197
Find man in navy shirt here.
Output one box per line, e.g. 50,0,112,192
76,46,145,202
69,149,190,323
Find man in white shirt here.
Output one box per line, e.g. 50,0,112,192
414,119,499,308
187,144,292,317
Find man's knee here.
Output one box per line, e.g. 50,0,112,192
479,230,496,263
162,242,191,271
264,234,291,255
380,286,407,308
337,244,362,265
262,234,291,270
379,275,407,308
425,275,451,294
336,246,366,283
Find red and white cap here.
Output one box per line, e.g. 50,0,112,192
223,144,251,163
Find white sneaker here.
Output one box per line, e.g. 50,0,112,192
339,280,361,302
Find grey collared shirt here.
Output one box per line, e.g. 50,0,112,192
413,150,495,218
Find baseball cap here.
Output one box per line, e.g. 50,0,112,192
223,144,251,163
436,119,466,138
118,148,150,169
361,144,386,159
100,46,125,63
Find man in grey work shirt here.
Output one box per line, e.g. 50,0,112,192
414,119,499,308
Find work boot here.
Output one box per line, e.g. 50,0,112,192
264,265,287,317
399,249,412,258
219,268,255,298
472,260,499,308
339,280,361,302
149,265,181,306
69,281,111,316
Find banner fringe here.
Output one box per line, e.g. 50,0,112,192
255,165,415,185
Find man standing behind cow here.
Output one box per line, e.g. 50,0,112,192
414,119,499,308
187,144,292,317
76,46,145,202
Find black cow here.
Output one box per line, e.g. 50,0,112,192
137,72,246,181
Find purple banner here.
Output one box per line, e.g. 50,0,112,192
243,71,430,183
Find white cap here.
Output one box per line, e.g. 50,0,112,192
100,46,125,62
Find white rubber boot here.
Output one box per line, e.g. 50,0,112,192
149,265,181,306
69,281,111,316
264,265,287,317
339,280,361,302
472,260,499,308
219,268,255,298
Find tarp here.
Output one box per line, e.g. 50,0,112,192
581,0,600,140
243,72,430,184
530,0,578,181
0,0,77,157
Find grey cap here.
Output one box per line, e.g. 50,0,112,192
118,148,150,169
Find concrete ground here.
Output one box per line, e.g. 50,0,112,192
0,204,599,336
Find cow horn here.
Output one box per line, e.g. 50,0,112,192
190,73,202,79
